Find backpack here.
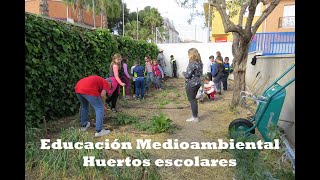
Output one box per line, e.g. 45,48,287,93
223,63,229,75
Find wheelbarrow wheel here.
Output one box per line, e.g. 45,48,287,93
228,118,255,139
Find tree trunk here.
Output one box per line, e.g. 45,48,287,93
103,14,108,28
39,0,49,16
77,6,84,24
231,35,250,108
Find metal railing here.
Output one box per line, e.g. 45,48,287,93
279,16,295,28
249,32,295,55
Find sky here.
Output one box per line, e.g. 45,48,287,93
123,0,209,42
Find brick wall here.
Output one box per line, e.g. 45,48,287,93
25,0,40,14
25,0,103,27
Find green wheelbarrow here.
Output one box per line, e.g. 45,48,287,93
228,63,295,142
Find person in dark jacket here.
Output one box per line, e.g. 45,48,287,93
222,57,231,91
182,48,203,122
133,60,145,100
170,55,178,78
212,56,224,95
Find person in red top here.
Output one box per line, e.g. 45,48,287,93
152,60,164,90
75,75,111,137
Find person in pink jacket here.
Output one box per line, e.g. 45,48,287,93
106,54,125,113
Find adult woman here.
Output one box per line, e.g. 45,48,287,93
182,48,203,122
106,54,125,112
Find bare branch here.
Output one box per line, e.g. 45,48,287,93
238,2,249,26
252,0,280,34
259,0,268,5
175,0,197,9
245,0,258,34
210,0,245,36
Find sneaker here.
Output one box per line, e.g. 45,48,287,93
186,117,199,122
140,97,145,100
81,122,90,131
111,108,117,113
94,129,110,137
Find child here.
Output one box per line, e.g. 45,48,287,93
152,60,164,90
106,54,125,113
133,60,145,100
170,55,178,78
212,56,224,95
130,61,137,98
121,56,131,99
222,57,231,91
203,76,216,101
145,56,154,91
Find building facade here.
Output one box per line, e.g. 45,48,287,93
204,0,295,42
162,17,180,44
25,0,103,28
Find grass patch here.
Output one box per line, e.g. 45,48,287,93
227,130,295,180
158,99,170,108
161,89,169,98
25,127,162,179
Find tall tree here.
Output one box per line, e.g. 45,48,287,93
99,0,121,28
39,0,49,16
63,0,86,24
176,0,280,107
84,0,99,27
124,21,150,41
143,7,162,42
108,2,130,34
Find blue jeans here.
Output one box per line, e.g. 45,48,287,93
145,72,154,90
153,76,163,89
214,78,222,92
135,77,145,98
76,94,104,132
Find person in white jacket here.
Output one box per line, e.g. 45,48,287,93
203,76,216,101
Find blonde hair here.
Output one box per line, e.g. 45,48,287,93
110,53,122,69
188,48,201,63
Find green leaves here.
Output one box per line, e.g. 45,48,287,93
25,13,158,128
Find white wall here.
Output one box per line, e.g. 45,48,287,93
157,43,233,77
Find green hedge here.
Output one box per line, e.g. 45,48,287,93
25,13,158,127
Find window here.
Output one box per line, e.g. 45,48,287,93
281,4,295,28
283,5,295,17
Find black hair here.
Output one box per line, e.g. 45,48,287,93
170,55,174,58
209,55,214,59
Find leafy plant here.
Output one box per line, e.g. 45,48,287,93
135,113,174,134
25,13,158,128
112,113,139,125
